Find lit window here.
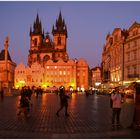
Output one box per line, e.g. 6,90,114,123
64,71,66,75
60,71,62,75
55,66,57,69
47,66,49,69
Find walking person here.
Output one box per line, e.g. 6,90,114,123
17,87,30,117
56,86,70,117
111,87,122,128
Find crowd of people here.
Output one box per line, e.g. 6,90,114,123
17,86,43,117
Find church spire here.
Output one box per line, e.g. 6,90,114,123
52,11,68,37
31,13,43,35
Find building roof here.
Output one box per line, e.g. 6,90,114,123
91,66,101,71
0,49,12,61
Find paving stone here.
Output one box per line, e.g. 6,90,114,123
0,93,140,138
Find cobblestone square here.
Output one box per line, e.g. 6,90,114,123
0,93,140,138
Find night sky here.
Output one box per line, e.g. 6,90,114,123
0,1,140,68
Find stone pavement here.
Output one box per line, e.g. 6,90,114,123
0,93,140,139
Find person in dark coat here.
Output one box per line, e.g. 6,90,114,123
56,86,70,117
17,87,30,117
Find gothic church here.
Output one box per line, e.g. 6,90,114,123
28,12,69,67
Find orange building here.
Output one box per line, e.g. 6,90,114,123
15,12,89,91
15,58,89,90
102,21,140,86
91,66,101,88
0,36,16,90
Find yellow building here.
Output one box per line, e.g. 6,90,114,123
15,12,89,91
0,36,16,90
15,58,89,90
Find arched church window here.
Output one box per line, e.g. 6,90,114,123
43,55,50,62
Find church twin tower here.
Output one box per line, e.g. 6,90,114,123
28,12,69,67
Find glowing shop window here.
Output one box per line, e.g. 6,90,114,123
64,71,66,75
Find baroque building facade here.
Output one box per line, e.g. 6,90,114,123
102,21,140,87
15,12,89,90
124,22,140,84
91,66,101,88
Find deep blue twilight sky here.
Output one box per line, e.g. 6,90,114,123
0,1,140,68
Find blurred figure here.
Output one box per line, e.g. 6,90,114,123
35,87,40,98
56,86,70,117
17,87,30,117
85,90,89,97
111,87,122,128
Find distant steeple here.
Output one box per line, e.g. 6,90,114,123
52,11,67,37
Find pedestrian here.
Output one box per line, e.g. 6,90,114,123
85,90,89,97
56,86,70,117
35,87,40,98
111,87,122,128
17,87,30,117
27,86,33,107
39,86,43,96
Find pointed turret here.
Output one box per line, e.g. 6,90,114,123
30,13,43,35
52,11,68,37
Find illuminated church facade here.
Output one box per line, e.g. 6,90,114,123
15,12,89,91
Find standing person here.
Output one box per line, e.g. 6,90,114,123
111,87,122,128
56,86,70,117
35,87,40,98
